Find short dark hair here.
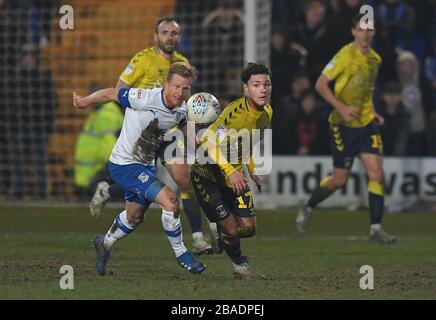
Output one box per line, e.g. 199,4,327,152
382,81,401,95
352,13,376,29
291,69,310,83
240,63,272,84
300,89,317,102
156,17,179,33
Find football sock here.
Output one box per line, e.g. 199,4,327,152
103,210,136,249
161,210,187,258
370,224,381,236
222,234,245,265
368,181,384,226
108,183,124,200
192,232,205,241
180,192,202,234
307,177,336,208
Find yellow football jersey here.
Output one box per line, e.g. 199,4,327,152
119,46,189,89
192,97,273,187
322,43,382,128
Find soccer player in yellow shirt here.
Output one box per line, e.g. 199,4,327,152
296,13,396,244
90,18,212,255
191,63,273,279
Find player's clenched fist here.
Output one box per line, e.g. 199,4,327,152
73,92,88,109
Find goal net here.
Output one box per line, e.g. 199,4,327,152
0,0,272,202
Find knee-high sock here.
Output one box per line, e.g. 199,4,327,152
368,181,384,226
161,210,187,257
180,192,202,234
222,234,246,265
103,210,136,249
307,177,336,209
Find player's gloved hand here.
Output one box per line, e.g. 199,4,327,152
338,105,358,121
249,171,262,192
73,92,87,109
229,171,247,195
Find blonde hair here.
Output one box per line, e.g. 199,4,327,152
168,62,196,80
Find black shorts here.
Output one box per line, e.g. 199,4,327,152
190,171,255,223
329,122,383,169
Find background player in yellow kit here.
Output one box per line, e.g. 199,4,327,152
296,13,396,244
191,63,273,279
90,18,212,254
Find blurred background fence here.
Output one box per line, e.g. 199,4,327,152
0,0,434,209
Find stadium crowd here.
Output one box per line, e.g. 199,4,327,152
269,0,435,156
0,0,434,201
175,0,435,156
0,0,58,199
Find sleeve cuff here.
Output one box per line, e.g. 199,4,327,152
119,77,131,86
321,72,333,81
117,88,131,108
222,165,236,176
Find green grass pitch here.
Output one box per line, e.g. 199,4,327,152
0,205,435,299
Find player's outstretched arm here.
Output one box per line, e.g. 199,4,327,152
115,79,130,91
73,88,118,109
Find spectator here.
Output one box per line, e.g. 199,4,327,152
326,0,363,56
8,44,57,199
272,0,307,27
270,27,297,105
0,0,26,196
16,0,58,48
376,0,416,82
290,90,330,155
276,70,311,116
396,51,427,155
272,72,312,154
288,0,329,82
377,0,415,53
74,94,124,201
33,0,59,47
406,0,434,62
425,35,436,155
202,0,244,99
379,82,410,156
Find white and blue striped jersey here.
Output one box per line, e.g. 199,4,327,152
109,88,187,166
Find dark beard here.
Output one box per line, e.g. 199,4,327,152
158,42,175,55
